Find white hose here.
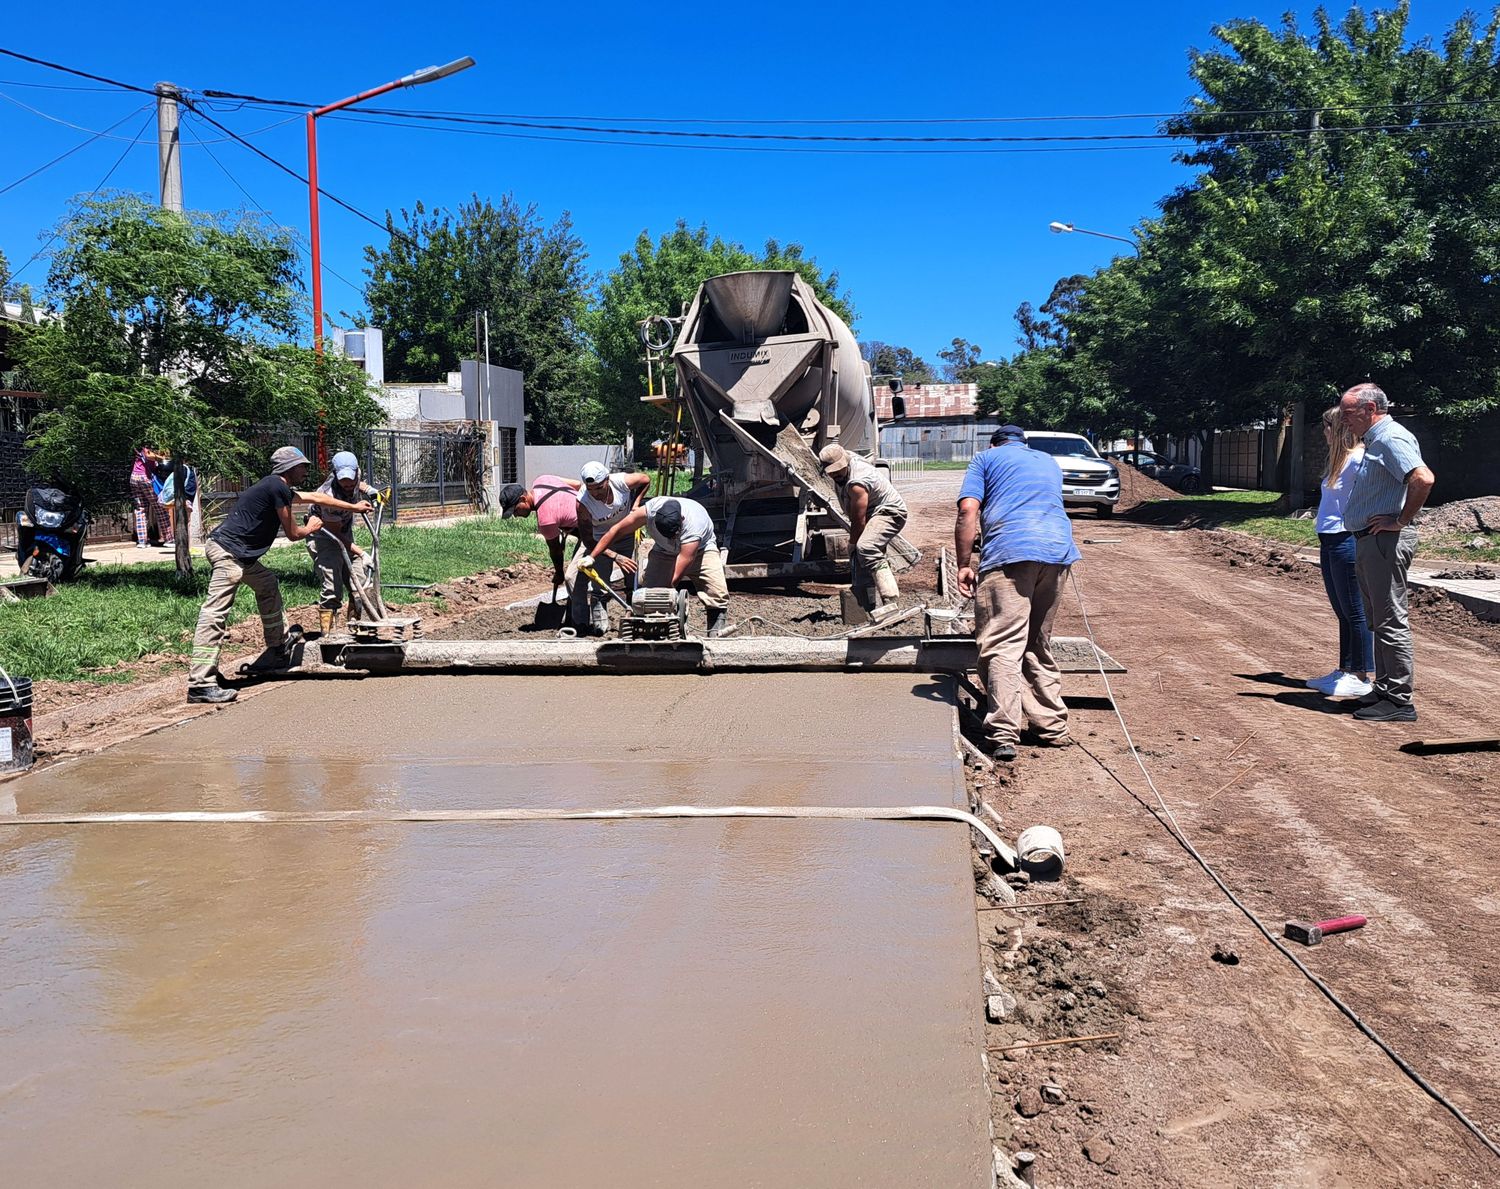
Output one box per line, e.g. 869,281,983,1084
0,803,1019,868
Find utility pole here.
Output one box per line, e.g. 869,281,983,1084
156,82,192,575
155,83,183,212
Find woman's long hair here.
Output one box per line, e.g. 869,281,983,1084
1322,406,1360,483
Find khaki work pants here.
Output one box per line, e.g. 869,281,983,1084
641,543,728,611
972,562,1070,747
189,539,287,688
305,534,373,614
853,506,907,605
1355,526,1418,707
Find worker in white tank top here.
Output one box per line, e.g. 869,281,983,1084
569,460,651,635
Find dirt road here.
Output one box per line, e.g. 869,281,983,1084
898,470,1500,1186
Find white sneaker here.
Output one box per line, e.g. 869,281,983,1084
1306,669,1343,692
1326,673,1374,698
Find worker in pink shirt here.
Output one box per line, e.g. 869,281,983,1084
499,476,582,588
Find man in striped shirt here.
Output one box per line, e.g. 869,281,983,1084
1340,383,1436,723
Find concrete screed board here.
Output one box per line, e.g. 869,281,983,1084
1,673,992,1187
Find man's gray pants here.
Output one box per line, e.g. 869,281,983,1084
1355,527,1418,707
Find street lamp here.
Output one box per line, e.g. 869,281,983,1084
1048,221,1140,255
307,57,476,352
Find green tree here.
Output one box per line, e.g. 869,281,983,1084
363,195,592,442
19,196,381,568
937,337,982,381
1038,2,1500,469
860,340,935,384
588,221,854,436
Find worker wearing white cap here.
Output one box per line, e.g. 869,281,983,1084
187,446,372,705
569,460,651,635
584,495,729,636
305,450,382,637
817,444,908,620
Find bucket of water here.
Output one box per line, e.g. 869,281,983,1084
0,674,35,773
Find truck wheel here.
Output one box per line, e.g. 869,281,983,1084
1177,474,1203,495
1097,503,1115,518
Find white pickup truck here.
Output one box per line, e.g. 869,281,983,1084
1022,431,1120,517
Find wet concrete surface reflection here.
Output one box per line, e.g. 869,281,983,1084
1,674,990,1186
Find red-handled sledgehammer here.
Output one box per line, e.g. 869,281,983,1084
1284,914,1367,946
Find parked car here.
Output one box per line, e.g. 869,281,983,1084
1022,432,1120,517
1103,449,1204,494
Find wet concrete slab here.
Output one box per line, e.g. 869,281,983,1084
1,674,991,1187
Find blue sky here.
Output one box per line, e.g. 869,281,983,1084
0,2,1466,371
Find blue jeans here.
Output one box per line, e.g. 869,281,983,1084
1319,532,1374,674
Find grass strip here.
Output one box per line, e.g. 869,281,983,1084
1131,490,1500,562
1,516,547,683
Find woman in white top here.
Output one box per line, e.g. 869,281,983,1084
1308,405,1374,698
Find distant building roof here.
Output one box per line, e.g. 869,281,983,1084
875,382,978,420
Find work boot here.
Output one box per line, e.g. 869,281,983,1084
188,685,238,705
590,603,611,636
319,609,336,637
873,565,900,603
706,608,728,637
991,741,1018,763
869,601,904,624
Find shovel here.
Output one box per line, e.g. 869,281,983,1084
532,584,567,630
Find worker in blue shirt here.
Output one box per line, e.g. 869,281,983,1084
955,425,1081,761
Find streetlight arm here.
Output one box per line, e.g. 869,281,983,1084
312,58,476,117
307,55,475,354
1048,221,1141,255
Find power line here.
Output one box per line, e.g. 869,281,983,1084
180,99,413,248
327,112,1187,155
1,88,165,141
0,100,150,197
198,87,1500,125
10,107,156,283
180,115,367,301
0,45,158,98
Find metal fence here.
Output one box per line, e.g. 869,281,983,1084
194,425,490,531
883,458,926,483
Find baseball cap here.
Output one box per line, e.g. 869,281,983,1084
817,443,850,477
580,461,610,484
990,425,1026,446
270,446,310,474
498,483,526,517
331,450,359,481
653,498,685,538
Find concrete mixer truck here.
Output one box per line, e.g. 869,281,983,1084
654,270,919,582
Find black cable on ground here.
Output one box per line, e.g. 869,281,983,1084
1067,566,1500,1163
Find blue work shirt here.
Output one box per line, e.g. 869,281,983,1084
959,445,1082,573
1343,416,1426,532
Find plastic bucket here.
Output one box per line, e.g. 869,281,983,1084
1017,825,1065,881
0,675,35,773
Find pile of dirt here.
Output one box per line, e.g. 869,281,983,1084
1417,495,1500,535
1431,566,1498,581
1113,461,1180,511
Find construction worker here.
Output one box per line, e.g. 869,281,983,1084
570,460,651,635
305,450,381,636
188,446,372,705
498,476,582,592
584,496,729,636
953,425,1080,762
817,444,908,621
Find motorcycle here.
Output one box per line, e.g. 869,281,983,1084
15,485,90,582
